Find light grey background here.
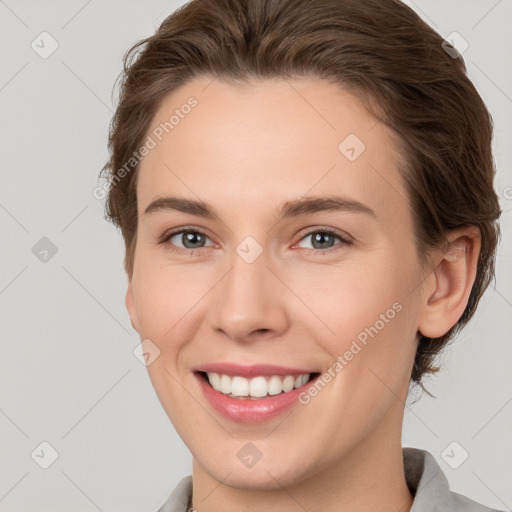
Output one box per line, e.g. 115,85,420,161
1,1,511,511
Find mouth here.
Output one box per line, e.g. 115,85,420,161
196,371,320,399
192,364,321,423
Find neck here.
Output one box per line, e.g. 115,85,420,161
191,428,414,512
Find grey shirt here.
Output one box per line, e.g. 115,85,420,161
156,447,504,512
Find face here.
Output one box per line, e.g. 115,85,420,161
126,76,427,490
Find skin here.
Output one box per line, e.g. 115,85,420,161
125,75,481,512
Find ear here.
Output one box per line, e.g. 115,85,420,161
418,226,481,338
125,281,140,333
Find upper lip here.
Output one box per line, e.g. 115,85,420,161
193,362,317,377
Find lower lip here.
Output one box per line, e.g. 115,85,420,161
195,373,315,423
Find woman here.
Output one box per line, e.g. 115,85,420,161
101,0,503,510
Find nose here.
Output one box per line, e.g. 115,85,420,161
210,248,290,344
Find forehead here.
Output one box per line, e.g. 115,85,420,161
137,76,410,226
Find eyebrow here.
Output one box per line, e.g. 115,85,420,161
143,195,377,221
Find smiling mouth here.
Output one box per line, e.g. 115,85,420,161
197,371,319,399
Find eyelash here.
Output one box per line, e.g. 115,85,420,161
159,227,352,256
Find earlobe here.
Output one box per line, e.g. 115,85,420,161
418,227,481,339
125,281,140,333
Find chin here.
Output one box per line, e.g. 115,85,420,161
201,460,308,491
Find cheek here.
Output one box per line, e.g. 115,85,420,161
293,250,419,377
291,256,411,334
132,257,212,341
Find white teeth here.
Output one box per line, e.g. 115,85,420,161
268,375,283,395
209,372,221,391
249,376,268,397
220,374,231,394
282,375,295,392
231,376,249,397
205,372,311,398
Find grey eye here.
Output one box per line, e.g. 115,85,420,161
297,230,344,250
168,230,213,249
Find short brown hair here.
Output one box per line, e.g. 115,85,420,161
101,0,501,388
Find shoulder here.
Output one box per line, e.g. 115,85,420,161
450,490,504,512
403,447,505,512
156,475,192,512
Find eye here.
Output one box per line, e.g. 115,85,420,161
295,228,352,253
160,227,352,255
161,228,215,254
